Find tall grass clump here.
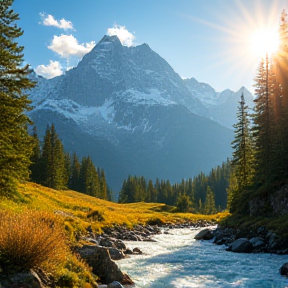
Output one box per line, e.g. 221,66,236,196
56,254,98,288
0,210,68,273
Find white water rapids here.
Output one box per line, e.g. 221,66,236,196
115,227,288,288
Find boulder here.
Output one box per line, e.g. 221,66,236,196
214,236,231,246
108,248,126,260
0,269,47,288
280,263,288,276
124,248,133,255
249,237,266,251
194,228,213,240
114,240,126,251
77,245,134,285
227,238,253,253
100,238,115,248
107,281,124,288
133,247,143,254
267,231,279,249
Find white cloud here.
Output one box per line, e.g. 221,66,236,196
40,13,74,30
35,60,63,79
48,34,95,59
107,24,135,47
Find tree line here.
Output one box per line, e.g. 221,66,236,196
29,124,112,200
228,10,288,214
118,160,231,214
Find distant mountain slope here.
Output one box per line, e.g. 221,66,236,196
29,35,235,194
184,78,254,128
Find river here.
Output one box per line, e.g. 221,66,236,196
115,227,288,288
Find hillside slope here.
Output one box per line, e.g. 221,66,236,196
3,182,227,234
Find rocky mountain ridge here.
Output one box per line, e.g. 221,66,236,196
28,35,249,193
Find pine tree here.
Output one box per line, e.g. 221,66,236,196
275,10,288,108
175,193,191,212
69,153,81,191
226,169,238,212
0,1,35,195
106,186,113,201
118,178,129,203
147,179,157,202
204,186,216,215
63,152,71,188
29,126,41,183
231,93,254,189
79,156,100,197
99,169,107,199
273,10,288,179
41,124,67,189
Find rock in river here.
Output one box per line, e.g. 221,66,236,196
227,238,253,253
194,228,213,240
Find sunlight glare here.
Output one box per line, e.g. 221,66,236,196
249,28,279,58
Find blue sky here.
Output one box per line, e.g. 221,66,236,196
13,0,288,93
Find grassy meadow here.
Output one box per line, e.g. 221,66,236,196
0,182,229,287
2,182,228,235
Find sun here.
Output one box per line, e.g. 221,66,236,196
249,27,279,59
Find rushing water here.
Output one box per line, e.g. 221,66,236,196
115,227,288,288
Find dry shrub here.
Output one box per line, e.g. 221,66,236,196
0,210,68,273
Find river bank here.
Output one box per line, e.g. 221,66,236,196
194,226,288,254
115,227,288,288
79,220,216,286
81,222,288,287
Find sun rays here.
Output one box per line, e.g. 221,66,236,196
185,0,284,92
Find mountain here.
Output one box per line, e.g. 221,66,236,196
28,35,234,195
184,78,254,128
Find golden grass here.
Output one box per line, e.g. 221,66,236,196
0,182,228,286
0,182,228,235
0,210,68,273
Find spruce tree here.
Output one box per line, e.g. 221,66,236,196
118,179,129,203
147,179,157,202
29,126,41,183
63,152,71,188
273,10,288,179
41,124,67,189
231,93,254,189
204,186,216,215
252,57,273,185
99,169,107,199
0,0,35,195
69,152,81,191
175,193,191,212
79,156,100,197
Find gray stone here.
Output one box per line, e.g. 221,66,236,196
280,263,288,276
114,239,126,251
124,248,133,254
227,238,253,253
249,237,266,250
194,228,213,240
267,231,279,249
107,281,124,288
0,269,46,288
77,245,134,285
108,248,126,260
133,247,143,254
100,238,115,248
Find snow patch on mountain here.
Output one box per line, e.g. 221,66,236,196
32,98,115,124
120,88,176,106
